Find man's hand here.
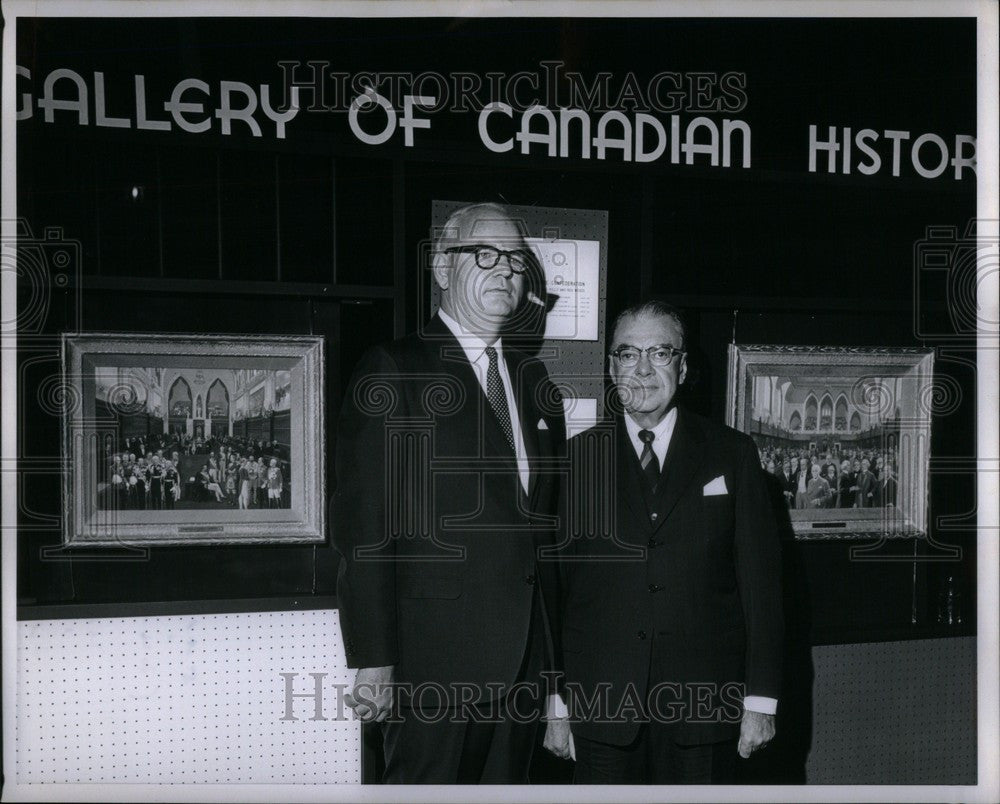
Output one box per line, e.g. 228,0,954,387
543,718,575,761
737,709,775,758
345,665,395,723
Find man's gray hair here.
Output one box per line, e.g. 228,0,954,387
432,202,527,256
611,300,689,349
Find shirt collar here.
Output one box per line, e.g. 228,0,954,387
438,308,504,365
624,406,678,448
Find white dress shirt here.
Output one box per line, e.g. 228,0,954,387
437,309,530,494
624,406,678,467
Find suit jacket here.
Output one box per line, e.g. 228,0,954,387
778,471,796,503
163,469,178,489
854,471,876,507
838,472,855,508
791,468,810,496
805,476,831,508
559,410,783,745
333,314,566,700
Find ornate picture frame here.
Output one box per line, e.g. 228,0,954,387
726,345,935,539
61,333,325,545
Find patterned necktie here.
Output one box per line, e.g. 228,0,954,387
485,346,515,451
638,429,660,492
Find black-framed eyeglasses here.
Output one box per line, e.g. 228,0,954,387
609,344,686,367
443,245,531,274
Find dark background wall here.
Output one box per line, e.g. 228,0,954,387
15,17,978,647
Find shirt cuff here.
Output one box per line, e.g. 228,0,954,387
545,693,569,719
743,695,778,715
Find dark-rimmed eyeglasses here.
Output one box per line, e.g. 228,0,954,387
610,344,686,367
443,245,531,274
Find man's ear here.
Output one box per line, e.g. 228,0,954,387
679,356,688,385
431,252,450,290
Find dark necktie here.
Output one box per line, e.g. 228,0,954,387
638,429,660,492
485,346,515,451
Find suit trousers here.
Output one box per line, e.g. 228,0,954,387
572,633,739,784
382,586,547,784
573,731,738,784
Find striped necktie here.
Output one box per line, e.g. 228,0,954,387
638,429,660,492
485,346,515,451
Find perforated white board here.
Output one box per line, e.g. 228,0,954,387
16,609,359,784
807,636,976,784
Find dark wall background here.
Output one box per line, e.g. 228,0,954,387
15,17,978,648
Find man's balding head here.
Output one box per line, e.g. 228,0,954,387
432,203,528,340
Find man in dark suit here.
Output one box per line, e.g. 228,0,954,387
873,463,898,507
791,456,811,510
853,458,876,507
838,459,855,508
544,300,783,783
778,459,796,507
333,202,566,783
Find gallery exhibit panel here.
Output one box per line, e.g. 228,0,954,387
15,609,360,784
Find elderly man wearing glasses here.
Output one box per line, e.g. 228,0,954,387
333,202,566,783
543,300,784,784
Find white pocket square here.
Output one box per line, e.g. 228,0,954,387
703,476,728,496
537,419,549,430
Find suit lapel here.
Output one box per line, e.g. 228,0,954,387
649,408,704,533
507,350,541,504
615,420,647,526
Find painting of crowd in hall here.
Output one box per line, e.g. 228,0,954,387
95,366,293,512
746,374,904,511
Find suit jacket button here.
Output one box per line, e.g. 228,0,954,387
647,538,660,548
648,583,662,593
650,512,658,521
525,574,536,585
637,630,647,640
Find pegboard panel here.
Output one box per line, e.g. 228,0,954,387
15,609,359,784
807,636,976,784
432,200,609,429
